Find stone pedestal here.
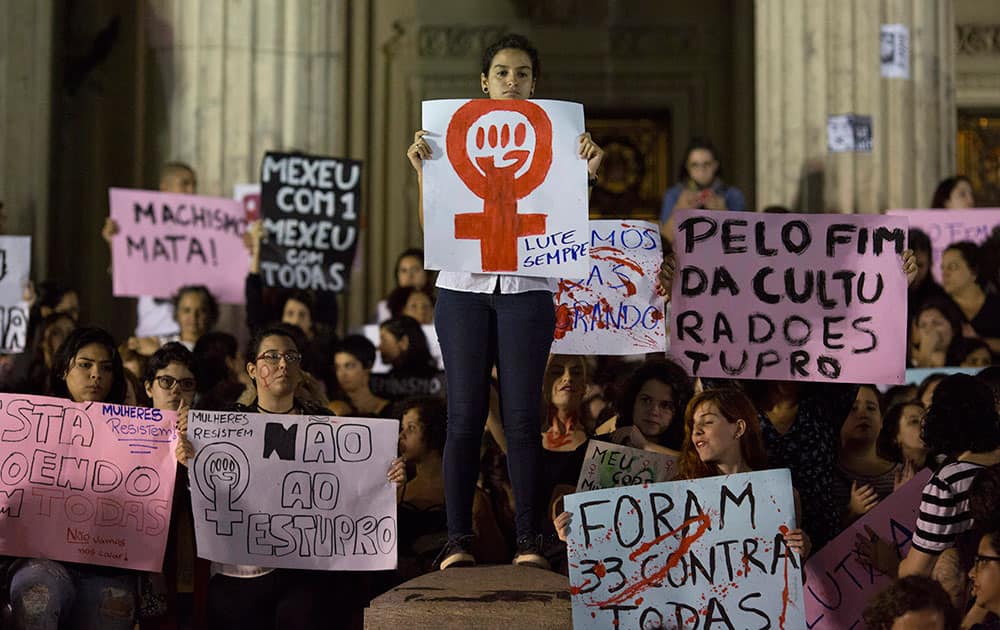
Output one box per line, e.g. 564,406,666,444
365,565,573,629
755,0,956,213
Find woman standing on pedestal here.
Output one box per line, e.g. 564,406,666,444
406,33,603,570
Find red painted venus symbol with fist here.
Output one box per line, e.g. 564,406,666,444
446,99,553,271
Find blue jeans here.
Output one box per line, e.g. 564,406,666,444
435,288,555,541
9,559,137,630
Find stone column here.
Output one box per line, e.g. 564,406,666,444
755,0,955,214
0,0,54,274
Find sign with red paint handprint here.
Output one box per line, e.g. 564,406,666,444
552,220,667,355
421,99,589,277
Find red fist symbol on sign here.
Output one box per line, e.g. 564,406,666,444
446,100,553,272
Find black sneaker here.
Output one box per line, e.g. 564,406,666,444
513,534,550,570
436,535,476,570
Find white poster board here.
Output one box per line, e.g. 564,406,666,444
421,98,589,278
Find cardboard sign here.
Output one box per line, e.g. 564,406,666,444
576,440,677,492
0,394,178,571
670,209,908,384
552,221,666,355
888,208,1000,283
421,99,589,277
188,411,398,571
564,469,805,629
804,469,932,630
0,236,30,353
109,188,249,304
259,152,362,294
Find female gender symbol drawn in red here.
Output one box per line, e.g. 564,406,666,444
446,100,553,272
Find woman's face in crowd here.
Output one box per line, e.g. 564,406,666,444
841,387,882,445
969,534,1000,614
42,318,75,367
691,401,743,466
282,299,313,335
962,346,993,368
334,352,368,393
397,256,427,289
481,48,535,100
632,379,674,439
378,329,407,364
916,308,954,351
686,148,719,188
248,335,300,399
399,408,428,463
63,343,113,403
56,291,80,321
945,180,974,209
548,357,585,411
403,292,433,325
941,249,976,295
145,361,196,411
177,292,210,339
895,403,926,455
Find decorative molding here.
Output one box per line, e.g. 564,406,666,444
417,25,509,58
608,25,701,57
956,24,1000,56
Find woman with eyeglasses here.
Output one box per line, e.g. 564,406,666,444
968,527,1000,628
8,327,138,629
658,137,746,243
177,324,405,629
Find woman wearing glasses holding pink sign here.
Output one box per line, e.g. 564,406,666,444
406,33,604,571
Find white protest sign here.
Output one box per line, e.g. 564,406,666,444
0,236,30,353
552,221,666,355
565,469,805,629
421,99,589,277
576,440,677,492
188,411,399,571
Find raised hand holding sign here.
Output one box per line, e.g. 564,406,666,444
422,99,589,278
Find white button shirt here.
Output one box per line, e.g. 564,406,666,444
436,271,556,294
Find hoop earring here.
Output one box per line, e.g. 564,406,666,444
482,86,489,94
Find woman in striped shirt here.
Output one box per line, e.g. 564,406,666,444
899,374,1000,578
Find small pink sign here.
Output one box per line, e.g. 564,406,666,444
0,394,178,572
109,188,249,304
670,209,908,384
803,468,932,629
888,208,1000,283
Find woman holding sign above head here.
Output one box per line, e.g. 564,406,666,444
406,32,604,570
8,327,138,629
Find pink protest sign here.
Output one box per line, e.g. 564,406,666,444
0,394,178,572
109,188,249,304
670,210,908,384
421,99,590,278
887,208,1000,283
803,468,932,629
